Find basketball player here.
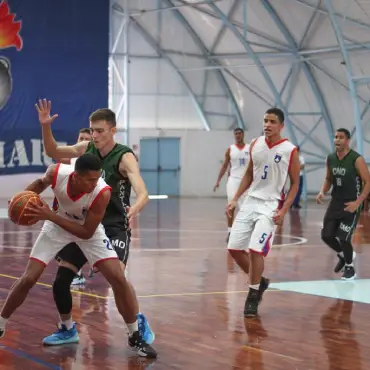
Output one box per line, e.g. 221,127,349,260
35,99,155,346
0,154,157,358
226,108,300,317
213,128,250,241
55,127,92,285
316,128,370,280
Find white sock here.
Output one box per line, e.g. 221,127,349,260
338,252,344,257
250,284,260,290
228,227,231,233
0,317,8,330
61,317,73,330
127,321,138,336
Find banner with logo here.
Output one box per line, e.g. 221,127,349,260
0,0,109,175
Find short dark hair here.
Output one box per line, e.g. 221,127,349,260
265,107,284,123
233,128,244,133
336,128,351,139
75,153,102,173
79,128,91,134
89,108,116,127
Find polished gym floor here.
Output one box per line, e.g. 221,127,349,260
0,198,368,369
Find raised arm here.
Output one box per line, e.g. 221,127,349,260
119,152,149,218
35,99,87,158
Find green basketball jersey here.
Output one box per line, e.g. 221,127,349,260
86,142,133,228
327,149,361,201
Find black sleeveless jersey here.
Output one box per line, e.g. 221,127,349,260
86,142,133,229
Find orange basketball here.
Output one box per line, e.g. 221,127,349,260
8,191,43,226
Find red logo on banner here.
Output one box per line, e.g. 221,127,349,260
0,1,23,51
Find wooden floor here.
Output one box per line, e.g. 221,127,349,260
0,198,369,369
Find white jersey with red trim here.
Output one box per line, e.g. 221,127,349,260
247,136,296,201
228,143,250,179
41,163,111,240
70,157,77,167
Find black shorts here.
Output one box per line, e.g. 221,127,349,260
322,199,360,242
55,227,131,271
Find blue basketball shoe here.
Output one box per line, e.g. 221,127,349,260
137,313,155,344
42,322,79,346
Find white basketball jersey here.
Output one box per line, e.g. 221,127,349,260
228,143,250,179
42,163,111,238
247,136,296,201
70,157,77,167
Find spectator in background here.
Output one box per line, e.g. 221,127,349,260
292,146,305,209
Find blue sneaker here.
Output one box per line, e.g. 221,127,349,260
42,323,79,346
71,274,86,285
137,313,155,345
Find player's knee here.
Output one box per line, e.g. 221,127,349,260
228,249,242,259
53,266,75,294
53,266,75,314
101,262,126,289
19,273,38,290
340,240,352,248
59,260,80,274
321,228,332,243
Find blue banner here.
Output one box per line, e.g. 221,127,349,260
0,0,109,174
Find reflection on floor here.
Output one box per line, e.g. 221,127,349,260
270,279,370,304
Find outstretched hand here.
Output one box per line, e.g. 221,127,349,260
35,99,59,126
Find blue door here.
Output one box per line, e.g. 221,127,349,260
139,137,180,196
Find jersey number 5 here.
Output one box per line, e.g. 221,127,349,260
259,233,268,244
261,165,268,180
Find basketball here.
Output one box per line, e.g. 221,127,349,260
8,191,43,226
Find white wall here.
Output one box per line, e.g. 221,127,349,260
0,130,326,200
125,128,329,198
126,129,234,197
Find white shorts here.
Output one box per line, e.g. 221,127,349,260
30,225,118,268
227,196,278,256
226,177,246,207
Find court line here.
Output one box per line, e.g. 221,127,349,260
0,273,107,299
0,228,302,235
0,235,307,253
243,345,302,362
0,272,279,300
0,253,29,258
138,290,276,298
0,345,61,369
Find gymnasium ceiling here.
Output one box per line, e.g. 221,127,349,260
111,0,370,163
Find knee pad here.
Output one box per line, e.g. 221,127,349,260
53,266,76,315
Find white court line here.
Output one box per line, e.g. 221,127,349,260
0,228,304,235
0,235,308,251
